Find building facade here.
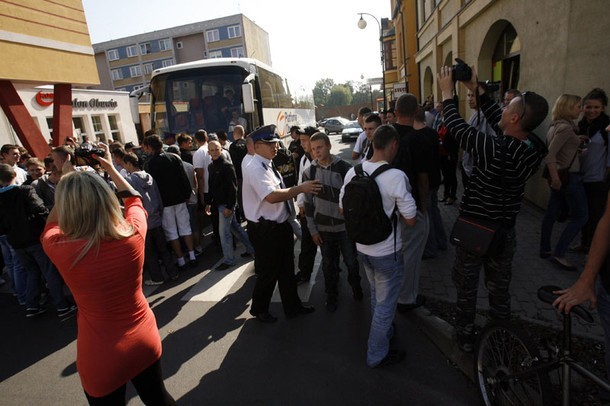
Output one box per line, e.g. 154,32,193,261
396,0,610,207
92,14,271,93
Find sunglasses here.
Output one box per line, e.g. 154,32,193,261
519,91,531,120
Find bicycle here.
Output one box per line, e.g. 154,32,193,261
474,285,610,405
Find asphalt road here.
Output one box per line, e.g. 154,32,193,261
0,135,479,405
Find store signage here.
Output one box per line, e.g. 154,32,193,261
393,83,407,99
34,91,118,109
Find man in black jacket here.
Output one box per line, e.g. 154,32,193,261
143,135,197,269
205,141,254,271
0,164,73,318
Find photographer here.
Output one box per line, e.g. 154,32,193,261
437,63,548,352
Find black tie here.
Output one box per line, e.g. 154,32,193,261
271,162,295,218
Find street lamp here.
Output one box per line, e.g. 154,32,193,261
357,13,386,112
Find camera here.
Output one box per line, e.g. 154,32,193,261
74,147,105,165
451,58,472,82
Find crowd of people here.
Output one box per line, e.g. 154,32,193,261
2,62,610,403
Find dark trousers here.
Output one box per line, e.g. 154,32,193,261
249,220,302,315
440,155,458,199
582,181,609,248
145,226,178,281
298,215,317,277
452,228,516,341
84,359,175,406
319,230,360,296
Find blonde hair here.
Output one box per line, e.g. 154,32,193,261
551,94,581,121
55,171,134,266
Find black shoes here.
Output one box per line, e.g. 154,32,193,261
294,272,310,285
374,349,406,368
214,263,232,271
396,295,426,314
240,252,253,258
286,305,315,319
325,295,338,313
250,310,278,323
551,256,578,271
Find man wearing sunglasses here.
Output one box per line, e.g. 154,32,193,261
242,125,322,323
437,66,548,353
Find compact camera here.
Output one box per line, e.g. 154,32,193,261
74,147,105,166
451,58,472,82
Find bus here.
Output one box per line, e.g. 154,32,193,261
131,58,316,140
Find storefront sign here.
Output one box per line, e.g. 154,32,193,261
35,91,54,106
33,91,118,109
393,83,407,99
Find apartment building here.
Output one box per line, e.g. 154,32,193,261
92,14,271,93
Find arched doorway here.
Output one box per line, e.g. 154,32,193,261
479,20,521,99
444,51,453,69
423,66,434,102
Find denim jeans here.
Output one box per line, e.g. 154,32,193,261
424,188,448,257
319,230,360,296
597,282,610,380
398,210,430,305
0,235,27,304
540,173,588,257
360,251,405,367
15,243,70,310
218,204,254,265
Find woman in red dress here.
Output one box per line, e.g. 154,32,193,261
41,146,175,405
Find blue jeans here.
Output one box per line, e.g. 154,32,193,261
218,204,254,265
398,210,430,305
15,243,70,310
360,251,405,367
0,235,27,304
597,283,610,380
540,173,588,257
319,230,360,296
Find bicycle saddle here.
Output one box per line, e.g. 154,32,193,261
537,285,594,323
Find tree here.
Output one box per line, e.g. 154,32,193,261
327,85,353,107
352,82,373,107
313,78,335,106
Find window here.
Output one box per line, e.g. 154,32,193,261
46,117,53,137
227,25,241,39
176,41,183,49
126,45,138,57
161,59,173,68
91,115,105,142
208,50,222,58
107,49,119,61
72,117,87,138
111,69,123,81
144,63,154,74
230,47,244,58
129,65,142,77
140,43,151,55
108,115,121,141
159,39,171,51
206,29,220,43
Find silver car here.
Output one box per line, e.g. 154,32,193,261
341,121,362,142
323,117,349,134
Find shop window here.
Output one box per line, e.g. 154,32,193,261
46,117,53,137
91,115,105,142
492,24,521,94
228,25,241,39
72,117,87,140
108,115,121,141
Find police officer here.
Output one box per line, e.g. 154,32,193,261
242,125,321,322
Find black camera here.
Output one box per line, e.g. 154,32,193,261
74,147,105,165
451,58,472,82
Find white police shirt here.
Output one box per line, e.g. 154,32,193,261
242,153,289,223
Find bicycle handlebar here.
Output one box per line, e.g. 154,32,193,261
537,285,594,323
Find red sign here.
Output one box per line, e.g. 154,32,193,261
35,91,54,107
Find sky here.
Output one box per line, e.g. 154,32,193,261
81,0,391,89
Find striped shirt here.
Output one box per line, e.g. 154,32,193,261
442,95,546,227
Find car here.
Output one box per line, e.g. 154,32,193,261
341,121,362,142
323,117,349,134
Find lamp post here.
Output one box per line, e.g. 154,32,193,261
357,12,386,112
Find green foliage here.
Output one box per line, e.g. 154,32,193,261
314,77,381,108
327,85,353,106
313,78,335,106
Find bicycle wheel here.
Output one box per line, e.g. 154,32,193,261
474,320,552,406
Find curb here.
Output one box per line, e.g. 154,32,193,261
406,306,475,382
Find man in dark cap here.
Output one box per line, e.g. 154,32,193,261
242,125,321,322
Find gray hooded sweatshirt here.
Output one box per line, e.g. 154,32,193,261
125,170,163,229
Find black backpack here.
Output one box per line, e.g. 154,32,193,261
342,163,395,245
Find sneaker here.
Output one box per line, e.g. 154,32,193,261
374,349,406,368
194,247,204,257
26,307,47,318
551,256,578,271
214,263,232,271
144,279,164,286
240,252,253,258
57,305,77,318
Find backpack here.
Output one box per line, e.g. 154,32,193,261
342,163,395,245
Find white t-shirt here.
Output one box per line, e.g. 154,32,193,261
192,144,209,170
242,153,289,223
352,131,367,162
340,160,417,257
296,154,312,209
13,165,27,185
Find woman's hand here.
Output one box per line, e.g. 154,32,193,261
91,143,112,171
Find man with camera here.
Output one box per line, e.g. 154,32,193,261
437,62,548,352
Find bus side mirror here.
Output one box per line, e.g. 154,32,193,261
242,83,255,113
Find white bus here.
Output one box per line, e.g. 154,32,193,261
133,58,315,139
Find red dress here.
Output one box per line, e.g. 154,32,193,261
41,197,162,397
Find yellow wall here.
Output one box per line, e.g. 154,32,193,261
0,0,99,85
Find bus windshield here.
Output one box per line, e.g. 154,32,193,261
150,65,247,136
